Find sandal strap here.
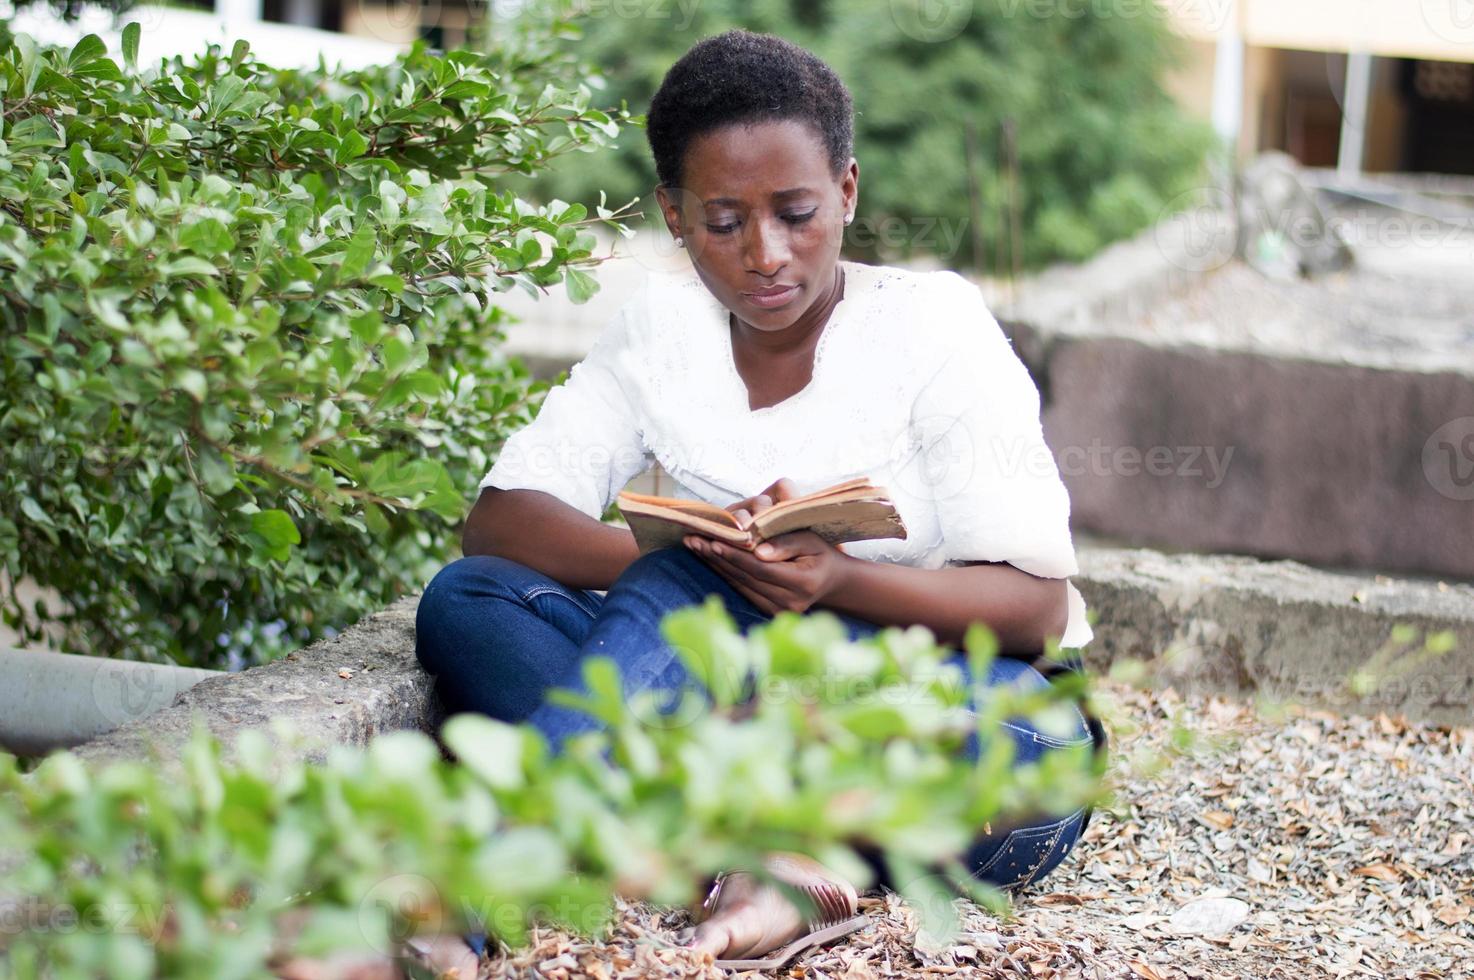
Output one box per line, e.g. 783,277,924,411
713,913,870,971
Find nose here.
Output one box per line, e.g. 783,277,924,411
742,214,791,278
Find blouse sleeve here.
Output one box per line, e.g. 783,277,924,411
478,300,650,520
909,273,1079,580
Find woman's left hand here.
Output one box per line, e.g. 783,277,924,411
683,531,851,615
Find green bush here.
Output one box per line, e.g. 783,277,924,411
0,23,634,667
512,0,1217,271
0,603,1103,977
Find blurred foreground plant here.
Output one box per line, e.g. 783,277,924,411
0,26,635,667
0,602,1103,977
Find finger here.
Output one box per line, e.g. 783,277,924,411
704,545,793,612
727,573,782,617
711,542,805,598
764,477,800,502
686,539,782,612
731,494,776,529
710,553,783,615
753,531,828,562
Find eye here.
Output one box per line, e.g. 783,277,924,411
782,210,818,225
706,221,740,235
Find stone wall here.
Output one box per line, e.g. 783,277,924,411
71,548,1474,768
73,596,436,769
999,209,1474,582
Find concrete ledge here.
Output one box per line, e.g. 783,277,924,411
1075,548,1474,727
66,548,1474,770
72,596,435,769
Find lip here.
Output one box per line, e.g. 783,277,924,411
741,284,801,309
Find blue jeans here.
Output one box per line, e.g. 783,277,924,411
415,547,1098,911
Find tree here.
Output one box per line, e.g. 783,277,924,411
513,0,1216,271
0,21,635,667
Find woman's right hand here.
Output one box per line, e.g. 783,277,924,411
726,478,800,530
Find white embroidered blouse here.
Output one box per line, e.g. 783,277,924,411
481,259,1092,648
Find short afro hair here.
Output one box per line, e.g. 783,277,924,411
646,29,854,190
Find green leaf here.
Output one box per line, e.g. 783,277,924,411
369,271,404,294
336,129,369,164
249,509,300,561
441,79,491,100
380,335,414,374
340,224,375,280
160,257,220,278
67,34,107,69
442,714,526,789
211,73,247,115
564,268,598,305
19,497,53,527
122,23,140,68
178,369,208,402
180,217,234,257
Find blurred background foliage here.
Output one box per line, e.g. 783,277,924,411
503,0,1217,271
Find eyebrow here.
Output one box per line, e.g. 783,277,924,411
702,188,814,207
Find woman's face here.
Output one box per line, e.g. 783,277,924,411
657,119,858,332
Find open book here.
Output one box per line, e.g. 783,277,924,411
617,477,907,556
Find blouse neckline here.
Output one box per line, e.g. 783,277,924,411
712,259,869,419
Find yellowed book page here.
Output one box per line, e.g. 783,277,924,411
618,491,736,523
752,498,907,543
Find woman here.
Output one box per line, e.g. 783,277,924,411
413,28,1102,973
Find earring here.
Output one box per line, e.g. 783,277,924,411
843,214,854,225
674,236,685,248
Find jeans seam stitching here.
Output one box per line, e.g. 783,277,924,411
999,720,1095,748
520,585,598,617
974,806,1087,877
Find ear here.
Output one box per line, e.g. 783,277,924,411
654,184,686,240
839,157,860,221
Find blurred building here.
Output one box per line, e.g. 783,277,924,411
1164,0,1474,176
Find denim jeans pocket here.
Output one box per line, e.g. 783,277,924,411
1019,708,1096,749
967,806,1088,890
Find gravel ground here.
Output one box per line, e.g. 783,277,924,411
476,681,1474,979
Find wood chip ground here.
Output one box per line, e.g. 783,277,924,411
473,682,1473,979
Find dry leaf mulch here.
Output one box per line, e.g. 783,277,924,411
476,682,1474,979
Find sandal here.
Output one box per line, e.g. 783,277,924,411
684,852,870,971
